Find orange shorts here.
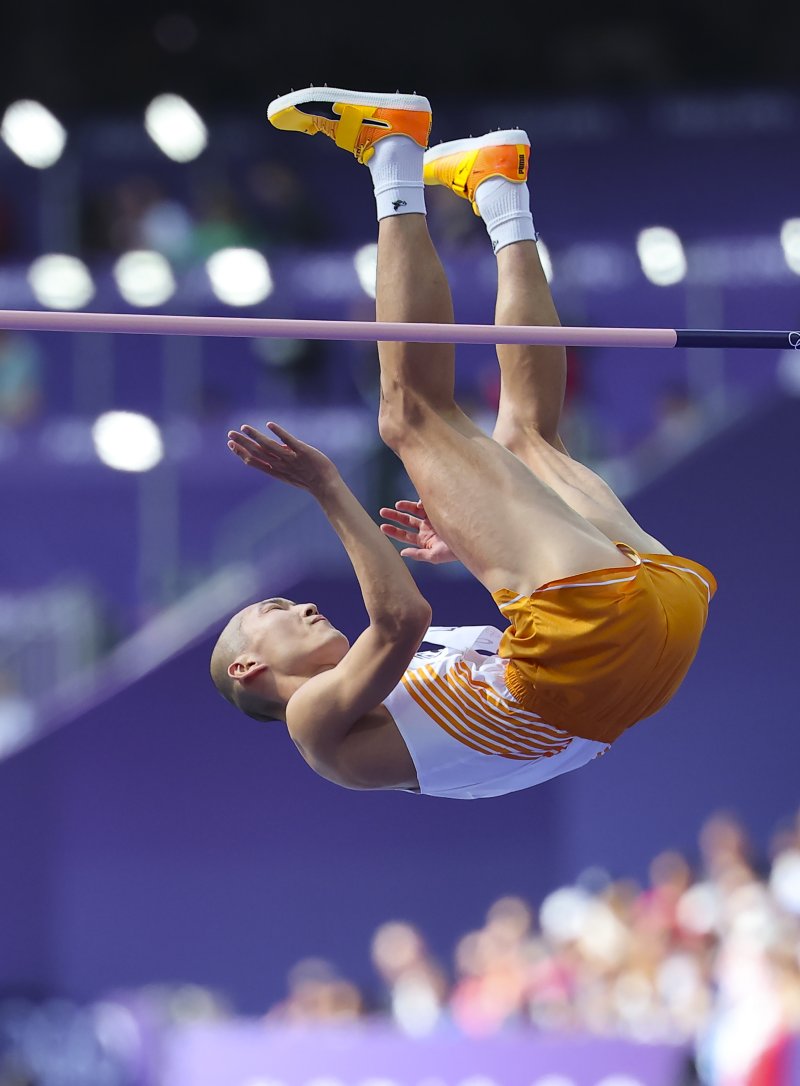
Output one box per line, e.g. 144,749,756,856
492,545,717,745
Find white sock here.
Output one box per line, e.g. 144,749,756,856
366,136,426,220
474,176,537,254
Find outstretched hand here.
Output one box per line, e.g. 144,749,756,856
227,422,340,495
379,500,457,564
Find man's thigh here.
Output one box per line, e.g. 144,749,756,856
387,405,636,596
500,428,672,557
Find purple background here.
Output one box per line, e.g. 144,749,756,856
1,395,798,1015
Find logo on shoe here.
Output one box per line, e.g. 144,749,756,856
392,199,408,211
518,153,526,177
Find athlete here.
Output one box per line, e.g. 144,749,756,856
210,87,716,800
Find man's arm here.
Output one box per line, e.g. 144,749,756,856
228,423,431,767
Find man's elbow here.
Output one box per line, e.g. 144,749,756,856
378,599,431,640
403,599,432,638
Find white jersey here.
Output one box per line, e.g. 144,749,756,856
383,626,608,800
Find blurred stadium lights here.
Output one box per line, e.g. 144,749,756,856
0,99,67,168
636,226,687,286
205,247,272,306
144,92,207,162
779,218,800,275
354,243,378,299
27,254,94,309
113,250,176,306
92,411,164,472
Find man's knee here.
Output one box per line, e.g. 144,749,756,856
494,417,563,458
378,391,427,451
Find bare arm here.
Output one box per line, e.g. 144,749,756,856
227,423,431,769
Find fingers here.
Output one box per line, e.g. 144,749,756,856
238,423,290,452
400,547,431,562
379,523,417,545
394,499,425,515
380,506,421,529
228,428,293,477
230,426,294,461
266,420,305,450
228,437,277,469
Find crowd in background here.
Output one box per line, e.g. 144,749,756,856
261,808,800,1080
3,808,799,1085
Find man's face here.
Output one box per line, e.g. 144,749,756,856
239,598,349,677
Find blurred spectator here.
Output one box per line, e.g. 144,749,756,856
266,957,363,1025
81,175,195,265
244,160,333,246
0,331,43,426
249,336,329,406
369,920,448,1034
188,179,257,261
450,895,534,1035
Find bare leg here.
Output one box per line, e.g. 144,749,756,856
490,240,671,556
375,215,634,597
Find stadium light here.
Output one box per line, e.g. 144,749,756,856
27,254,94,309
780,218,800,275
636,226,687,286
206,248,273,306
92,411,164,472
144,93,207,162
113,250,176,306
0,100,67,168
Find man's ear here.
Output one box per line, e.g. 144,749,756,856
228,656,268,684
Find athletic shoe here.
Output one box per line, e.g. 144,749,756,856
267,87,432,164
423,130,530,215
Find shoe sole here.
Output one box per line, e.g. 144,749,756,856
424,130,529,163
267,86,431,121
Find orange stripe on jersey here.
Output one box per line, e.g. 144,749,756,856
402,668,525,758
433,683,559,758
403,664,569,761
450,662,570,742
442,672,568,757
448,666,570,754
450,662,543,720
406,667,533,759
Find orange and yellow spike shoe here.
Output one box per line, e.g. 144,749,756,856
267,87,432,165
423,130,530,215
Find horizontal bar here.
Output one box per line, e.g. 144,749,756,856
0,310,678,347
0,310,797,349
675,328,800,350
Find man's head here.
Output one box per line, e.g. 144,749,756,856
210,598,349,721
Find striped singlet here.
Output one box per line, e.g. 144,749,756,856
383,626,608,800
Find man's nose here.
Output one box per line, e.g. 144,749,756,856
298,602,318,617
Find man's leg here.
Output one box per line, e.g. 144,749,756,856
425,130,670,556
492,242,671,556
267,88,634,597
373,215,633,599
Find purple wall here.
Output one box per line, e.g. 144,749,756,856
161,1023,692,1086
